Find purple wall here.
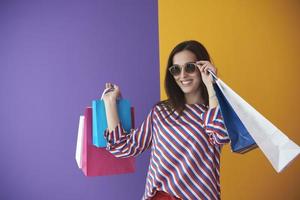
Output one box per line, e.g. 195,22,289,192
0,1,159,199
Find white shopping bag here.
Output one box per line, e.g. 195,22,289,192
210,71,300,173
75,115,85,169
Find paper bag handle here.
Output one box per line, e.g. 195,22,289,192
208,69,218,81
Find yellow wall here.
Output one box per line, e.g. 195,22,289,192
158,0,300,199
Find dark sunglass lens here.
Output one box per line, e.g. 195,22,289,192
169,65,181,76
185,63,196,73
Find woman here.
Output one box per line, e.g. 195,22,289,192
103,40,230,200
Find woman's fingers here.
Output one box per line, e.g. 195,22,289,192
196,60,208,65
195,61,218,86
198,64,208,73
113,84,119,91
105,82,115,89
104,83,120,97
197,61,217,75
204,65,211,74
105,82,111,89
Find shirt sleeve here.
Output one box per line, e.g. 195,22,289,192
202,105,230,145
104,107,154,158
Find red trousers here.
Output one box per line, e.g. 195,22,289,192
151,191,181,200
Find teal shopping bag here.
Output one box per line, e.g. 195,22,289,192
92,99,132,147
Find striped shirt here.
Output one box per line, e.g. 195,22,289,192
104,103,230,200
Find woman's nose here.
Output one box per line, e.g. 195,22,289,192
179,68,187,78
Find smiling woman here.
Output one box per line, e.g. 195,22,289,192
163,40,219,113
103,40,230,200
158,1,300,200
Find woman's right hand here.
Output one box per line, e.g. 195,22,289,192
102,83,121,102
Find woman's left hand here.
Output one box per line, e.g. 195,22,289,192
196,60,217,88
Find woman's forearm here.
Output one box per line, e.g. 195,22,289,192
206,84,218,108
104,99,120,132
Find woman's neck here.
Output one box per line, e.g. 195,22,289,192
184,90,205,104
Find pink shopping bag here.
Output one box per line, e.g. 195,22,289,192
81,107,135,176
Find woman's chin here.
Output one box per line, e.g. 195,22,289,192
181,87,196,94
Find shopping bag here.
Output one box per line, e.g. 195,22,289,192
213,84,257,153
75,115,85,168
92,88,132,147
81,107,135,176
210,71,300,172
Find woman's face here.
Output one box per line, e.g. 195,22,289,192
172,50,202,95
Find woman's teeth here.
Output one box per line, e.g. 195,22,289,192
181,80,192,86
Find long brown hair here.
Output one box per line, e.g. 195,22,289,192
157,40,212,116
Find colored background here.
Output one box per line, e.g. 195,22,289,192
1,0,299,200
0,0,159,199
158,0,300,200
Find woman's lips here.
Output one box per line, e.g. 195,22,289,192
180,80,193,86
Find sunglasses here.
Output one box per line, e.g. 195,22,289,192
168,62,197,76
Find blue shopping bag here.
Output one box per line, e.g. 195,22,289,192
92,99,132,148
213,83,257,153
208,70,257,153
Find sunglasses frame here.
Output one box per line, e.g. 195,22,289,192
168,62,198,76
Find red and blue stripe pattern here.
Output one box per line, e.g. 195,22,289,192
105,103,230,200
